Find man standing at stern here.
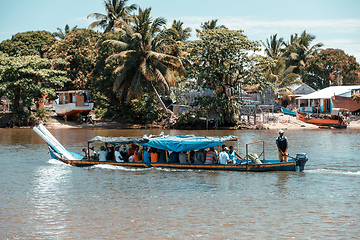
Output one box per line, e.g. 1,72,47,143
276,130,288,162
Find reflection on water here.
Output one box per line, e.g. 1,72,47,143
0,128,359,239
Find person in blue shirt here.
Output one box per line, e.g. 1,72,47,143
142,146,150,163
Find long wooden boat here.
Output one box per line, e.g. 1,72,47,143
296,108,349,128
34,124,308,172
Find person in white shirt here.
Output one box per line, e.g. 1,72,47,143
219,147,230,164
114,146,124,162
98,146,107,162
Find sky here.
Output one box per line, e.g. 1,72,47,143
1,0,360,62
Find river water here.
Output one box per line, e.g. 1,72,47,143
0,128,359,239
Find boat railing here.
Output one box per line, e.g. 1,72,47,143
245,140,265,164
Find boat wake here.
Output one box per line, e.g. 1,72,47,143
48,159,68,165
92,164,151,171
308,168,360,175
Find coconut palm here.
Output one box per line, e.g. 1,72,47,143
87,0,137,33
283,30,323,74
196,19,226,37
261,34,284,60
163,20,191,57
53,24,77,40
104,8,186,113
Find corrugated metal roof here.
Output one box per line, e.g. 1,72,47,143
296,86,360,100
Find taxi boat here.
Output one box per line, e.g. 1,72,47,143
33,124,308,172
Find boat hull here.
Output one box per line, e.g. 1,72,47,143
54,154,298,172
296,111,347,128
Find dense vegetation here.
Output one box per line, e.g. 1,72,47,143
0,0,359,127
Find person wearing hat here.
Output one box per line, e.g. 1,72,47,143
276,130,288,162
219,146,231,164
115,146,124,162
98,146,107,162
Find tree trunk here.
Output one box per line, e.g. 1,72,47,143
151,83,168,113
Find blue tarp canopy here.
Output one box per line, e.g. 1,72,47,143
141,135,237,152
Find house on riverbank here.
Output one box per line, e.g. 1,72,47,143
296,85,360,114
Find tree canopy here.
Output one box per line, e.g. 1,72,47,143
185,28,260,126
0,53,69,126
47,29,101,89
302,48,360,89
0,31,55,57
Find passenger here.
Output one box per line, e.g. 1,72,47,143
193,149,206,164
120,145,129,161
98,146,107,162
86,144,97,160
158,149,167,163
128,143,137,156
142,146,150,163
205,147,218,164
106,145,115,161
228,146,243,164
179,151,188,164
219,147,231,164
134,145,142,162
169,151,180,163
150,148,159,162
114,146,124,162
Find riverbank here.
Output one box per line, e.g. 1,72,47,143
41,112,360,130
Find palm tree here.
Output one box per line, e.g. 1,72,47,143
163,20,192,57
264,57,301,102
87,0,137,33
196,19,226,36
53,24,77,40
104,8,186,113
261,34,284,60
283,30,323,74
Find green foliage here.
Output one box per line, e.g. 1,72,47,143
184,28,260,126
0,53,69,126
47,29,100,89
302,48,360,90
129,93,167,124
0,31,55,57
35,107,50,121
173,112,205,129
104,8,185,113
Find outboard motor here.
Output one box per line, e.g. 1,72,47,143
295,153,308,171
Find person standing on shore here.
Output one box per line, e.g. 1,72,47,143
276,130,288,162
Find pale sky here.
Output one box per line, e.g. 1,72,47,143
1,0,359,61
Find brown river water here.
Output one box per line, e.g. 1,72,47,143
0,128,359,239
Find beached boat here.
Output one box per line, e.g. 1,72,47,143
281,107,296,116
55,90,94,119
33,124,308,172
296,108,350,128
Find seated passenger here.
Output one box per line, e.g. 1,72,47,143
193,149,205,164
98,146,107,162
219,147,230,164
179,151,188,164
84,144,97,160
228,146,243,164
158,149,167,163
142,146,150,163
114,146,124,162
134,146,142,163
150,148,158,162
169,151,180,163
205,147,218,164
